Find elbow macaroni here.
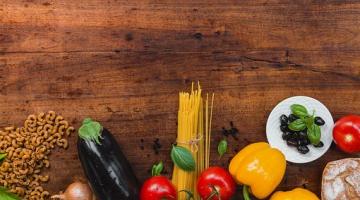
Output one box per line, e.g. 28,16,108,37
0,111,75,199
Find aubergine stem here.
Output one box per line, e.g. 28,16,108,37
243,185,251,200
78,118,102,144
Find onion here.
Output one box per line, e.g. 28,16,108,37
51,181,96,200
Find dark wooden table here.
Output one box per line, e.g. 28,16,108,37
1,0,360,199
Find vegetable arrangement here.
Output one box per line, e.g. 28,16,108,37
2,85,358,200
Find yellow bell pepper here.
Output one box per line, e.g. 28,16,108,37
270,188,319,200
229,142,286,199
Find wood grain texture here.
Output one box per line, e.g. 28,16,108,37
1,0,360,199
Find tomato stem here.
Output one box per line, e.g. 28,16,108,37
151,162,163,176
206,185,221,200
179,190,194,200
243,185,251,200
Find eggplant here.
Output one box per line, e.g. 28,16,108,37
77,118,140,200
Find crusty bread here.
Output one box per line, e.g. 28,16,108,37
322,158,360,200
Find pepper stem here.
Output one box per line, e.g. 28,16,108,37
243,185,251,200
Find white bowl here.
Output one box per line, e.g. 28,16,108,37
266,96,334,163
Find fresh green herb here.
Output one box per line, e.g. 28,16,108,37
0,187,20,200
288,104,322,145
304,115,315,129
0,153,7,163
151,161,163,176
78,118,103,144
288,119,306,131
291,104,309,118
179,190,194,200
307,124,321,145
217,139,227,158
171,145,195,171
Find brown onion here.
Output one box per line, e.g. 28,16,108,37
51,181,96,200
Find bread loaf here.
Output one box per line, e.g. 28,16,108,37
322,158,360,200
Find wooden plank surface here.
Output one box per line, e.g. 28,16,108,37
1,0,360,199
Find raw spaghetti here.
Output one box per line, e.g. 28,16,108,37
172,83,214,200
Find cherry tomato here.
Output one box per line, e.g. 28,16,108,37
333,115,360,153
197,167,236,200
140,176,177,200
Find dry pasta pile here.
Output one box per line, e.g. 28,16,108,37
172,83,214,200
0,111,74,199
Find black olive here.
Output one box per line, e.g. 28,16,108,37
314,117,325,126
286,138,298,147
280,114,288,125
288,114,299,122
287,128,297,134
298,130,307,139
298,138,310,146
282,132,292,140
289,132,299,140
280,125,288,133
314,141,324,148
297,145,310,154
304,138,310,145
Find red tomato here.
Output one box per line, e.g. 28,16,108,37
140,176,177,200
197,167,236,200
333,115,360,153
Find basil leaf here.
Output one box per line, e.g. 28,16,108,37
307,124,321,145
304,115,315,129
291,104,309,118
0,187,20,200
171,146,195,171
288,119,306,131
0,153,6,162
217,139,227,158
151,161,163,176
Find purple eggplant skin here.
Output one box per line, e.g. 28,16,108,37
78,127,140,200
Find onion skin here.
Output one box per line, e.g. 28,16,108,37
51,182,96,200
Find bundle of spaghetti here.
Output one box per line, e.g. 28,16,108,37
172,83,214,200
